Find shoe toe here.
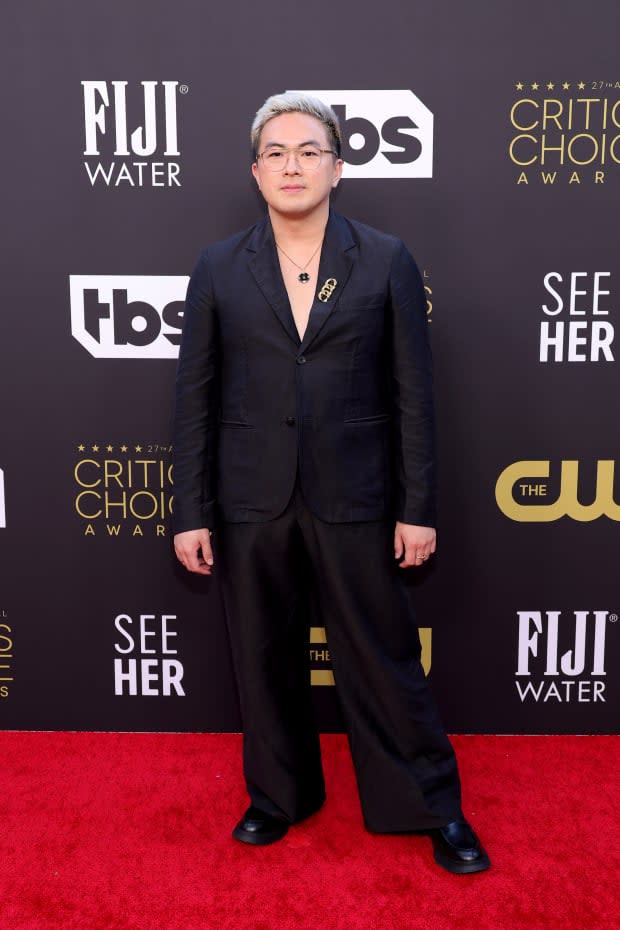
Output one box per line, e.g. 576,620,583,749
432,819,491,874
232,806,289,845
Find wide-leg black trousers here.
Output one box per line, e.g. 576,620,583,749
214,470,463,832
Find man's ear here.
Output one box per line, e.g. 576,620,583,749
331,158,344,189
251,162,260,187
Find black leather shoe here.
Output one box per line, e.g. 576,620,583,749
430,818,491,874
232,806,289,846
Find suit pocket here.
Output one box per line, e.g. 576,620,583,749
217,423,257,506
218,420,255,429
341,415,388,507
344,413,390,424
337,292,385,312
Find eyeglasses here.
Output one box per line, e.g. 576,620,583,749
256,145,337,172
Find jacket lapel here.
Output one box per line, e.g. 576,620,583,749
246,216,301,346
300,210,356,355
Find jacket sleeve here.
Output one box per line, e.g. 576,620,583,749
171,250,219,534
388,239,437,527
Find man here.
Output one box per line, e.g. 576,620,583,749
172,92,490,874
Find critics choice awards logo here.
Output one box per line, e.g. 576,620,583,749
0,610,13,699
70,276,187,359
294,90,433,178
515,610,615,704
509,80,620,185
82,80,187,187
73,443,173,537
114,613,185,697
495,460,620,522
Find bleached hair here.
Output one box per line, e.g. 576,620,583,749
251,92,341,158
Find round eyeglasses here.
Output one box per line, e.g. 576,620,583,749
256,145,337,172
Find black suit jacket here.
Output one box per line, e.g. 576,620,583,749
171,209,436,532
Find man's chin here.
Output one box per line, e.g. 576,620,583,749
270,199,327,221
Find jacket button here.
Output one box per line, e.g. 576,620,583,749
285,416,296,426
297,355,307,364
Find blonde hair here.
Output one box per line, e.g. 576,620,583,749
251,92,341,158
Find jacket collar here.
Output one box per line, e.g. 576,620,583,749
246,209,357,352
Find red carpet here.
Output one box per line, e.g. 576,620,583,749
1,733,618,930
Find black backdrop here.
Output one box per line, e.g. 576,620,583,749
1,0,618,734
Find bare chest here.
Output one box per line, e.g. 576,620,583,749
278,253,321,341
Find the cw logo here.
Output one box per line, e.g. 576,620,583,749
309,626,431,685
496,460,620,522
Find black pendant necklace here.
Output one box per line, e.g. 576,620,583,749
276,240,323,283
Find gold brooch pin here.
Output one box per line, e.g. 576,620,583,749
318,278,337,302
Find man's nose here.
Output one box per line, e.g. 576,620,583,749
283,150,301,173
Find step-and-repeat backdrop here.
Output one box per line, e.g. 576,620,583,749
2,0,618,734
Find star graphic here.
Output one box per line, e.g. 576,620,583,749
106,445,113,452
92,444,99,452
78,444,85,452
577,81,585,90
562,81,570,90
120,445,128,452
135,445,143,452
531,82,539,90
515,81,524,91
546,82,555,90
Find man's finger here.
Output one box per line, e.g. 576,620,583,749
190,534,214,574
400,542,417,568
185,549,213,575
200,536,214,567
394,529,404,559
399,546,432,569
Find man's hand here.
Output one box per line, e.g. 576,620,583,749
174,528,214,575
394,522,436,568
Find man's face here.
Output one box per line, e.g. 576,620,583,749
252,111,343,218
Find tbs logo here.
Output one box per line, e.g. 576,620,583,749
70,275,187,359
294,89,433,178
